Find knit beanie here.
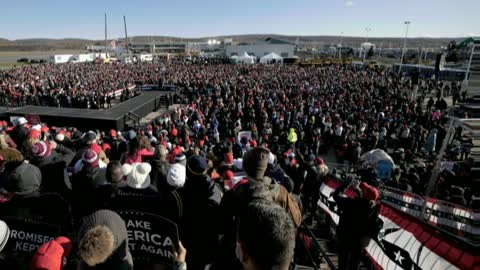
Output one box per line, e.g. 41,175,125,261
29,129,41,140
268,152,275,165
77,210,132,269
82,149,99,168
32,141,52,158
89,144,102,155
0,220,9,252
85,131,97,144
10,162,42,195
359,182,380,201
55,133,65,142
223,170,234,189
224,152,234,165
126,162,152,189
167,163,186,188
31,236,72,270
242,147,270,180
186,155,208,176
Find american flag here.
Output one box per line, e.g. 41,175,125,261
318,176,477,270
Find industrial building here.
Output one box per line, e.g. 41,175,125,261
129,42,187,55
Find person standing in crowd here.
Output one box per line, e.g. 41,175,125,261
10,117,28,147
149,145,170,189
236,201,296,270
332,180,380,270
30,140,75,196
179,155,222,269
77,210,133,269
217,147,302,269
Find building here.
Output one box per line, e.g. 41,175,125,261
225,38,295,59
460,37,480,97
128,42,187,55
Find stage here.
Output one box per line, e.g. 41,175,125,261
6,90,173,130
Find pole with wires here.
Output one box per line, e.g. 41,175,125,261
399,21,411,73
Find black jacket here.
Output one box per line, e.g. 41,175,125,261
10,125,28,147
0,191,72,231
332,184,380,242
149,159,169,190
179,173,222,269
30,145,75,196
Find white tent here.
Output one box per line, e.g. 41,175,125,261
260,52,283,64
235,52,256,64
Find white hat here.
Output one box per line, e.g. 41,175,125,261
32,124,42,131
0,220,9,252
121,163,133,176
55,133,65,142
16,117,27,126
233,158,243,170
126,163,152,189
167,163,186,188
268,152,275,165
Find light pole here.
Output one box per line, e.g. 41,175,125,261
399,21,411,73
338,32,344,59
362,27,371,62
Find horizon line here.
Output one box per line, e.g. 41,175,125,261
2,33,474,42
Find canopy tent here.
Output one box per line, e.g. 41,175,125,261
235,52,256,64
260,52,283,64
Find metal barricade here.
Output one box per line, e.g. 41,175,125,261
379,186,480,245
427,199,480,242
379,186,425,218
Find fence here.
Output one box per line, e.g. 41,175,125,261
380,186,480,245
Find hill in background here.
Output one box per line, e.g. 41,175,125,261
0,34,462,52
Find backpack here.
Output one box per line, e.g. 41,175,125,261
234,177,302,228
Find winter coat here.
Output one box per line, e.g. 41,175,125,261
10,125,28,147
30,144,75,196
149,159,169,190
332,184,379,244
287,128,298,143
0,191,72,230
178,173,222,269
216,176,302,269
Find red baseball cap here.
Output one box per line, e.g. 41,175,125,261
31,236,72,270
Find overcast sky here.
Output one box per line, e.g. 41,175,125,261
1,0,479,40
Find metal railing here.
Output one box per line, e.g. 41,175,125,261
379,186,480,246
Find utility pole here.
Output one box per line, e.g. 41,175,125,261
104,13,108,59
362,27,371,62
420,117,455,219
338,32,344,59
123,16,130,56
465,44,476,85
399,21,411,73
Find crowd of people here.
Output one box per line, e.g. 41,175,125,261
0,61,477,270
0,63,156,108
